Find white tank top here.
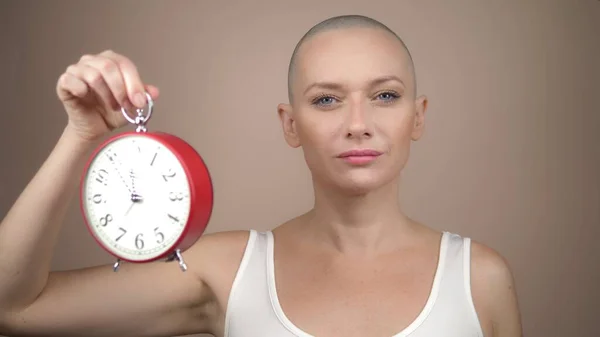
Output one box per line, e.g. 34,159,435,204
224,230,484,337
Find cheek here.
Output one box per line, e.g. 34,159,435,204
297,114,339,148
298,129,333,168
378,112,414,146
295,117,340,174
377,114,415,171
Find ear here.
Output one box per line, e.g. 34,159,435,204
277,103,301,148
411,95,428,141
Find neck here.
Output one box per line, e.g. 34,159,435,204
305,177,414,256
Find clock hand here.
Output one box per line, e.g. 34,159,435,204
129,169,142,202
124,195,143,216
105,152,133,194
124,201,135,216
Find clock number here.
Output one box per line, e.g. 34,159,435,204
169,192,184,201
162,168,176,182
150,152,157,166
154,227,165,244
168,213,180,223
105,150,116,162
135,233,145,250
100,214,113,227
95,169,109,186
92,194,102,204
132,139,141,153
116,227,127,241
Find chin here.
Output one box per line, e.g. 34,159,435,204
324,169,397,196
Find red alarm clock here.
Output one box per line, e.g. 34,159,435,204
79,92,213,272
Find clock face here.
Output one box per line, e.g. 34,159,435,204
82,134,191,261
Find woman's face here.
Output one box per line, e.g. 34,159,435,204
279,27,427,195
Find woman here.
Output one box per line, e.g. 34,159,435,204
0,15,522,337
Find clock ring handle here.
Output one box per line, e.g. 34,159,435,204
121,91,154,132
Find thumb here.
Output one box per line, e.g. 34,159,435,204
144,85,160,101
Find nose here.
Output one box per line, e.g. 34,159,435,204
345,100,372,139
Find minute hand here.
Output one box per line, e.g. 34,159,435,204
105,151,133,194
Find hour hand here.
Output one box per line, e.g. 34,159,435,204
129,169,137,194
128,168,146,200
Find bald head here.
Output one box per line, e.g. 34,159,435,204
287,15,416,103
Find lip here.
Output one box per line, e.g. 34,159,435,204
336,149,382,165
337,149,383,158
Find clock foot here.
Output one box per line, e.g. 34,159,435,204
113,258,122,272
166,249,187,272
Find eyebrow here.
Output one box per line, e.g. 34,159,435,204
303,75,405,96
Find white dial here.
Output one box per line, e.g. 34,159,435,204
82,134,191,261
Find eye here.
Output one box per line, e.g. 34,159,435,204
375,91,400,102
311,95,339,107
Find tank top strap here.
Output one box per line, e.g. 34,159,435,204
431,232,484,337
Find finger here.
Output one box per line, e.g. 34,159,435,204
100,50,147,108
79,54,129,110
66,64,119,112
57,72,89,101
144,84,160,100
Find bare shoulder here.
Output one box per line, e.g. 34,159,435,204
189,231,253,296
470,240,515,290
469,240,523,337
189,229,252,281
191,229,252,257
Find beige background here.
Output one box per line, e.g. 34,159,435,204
1,0,599,336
